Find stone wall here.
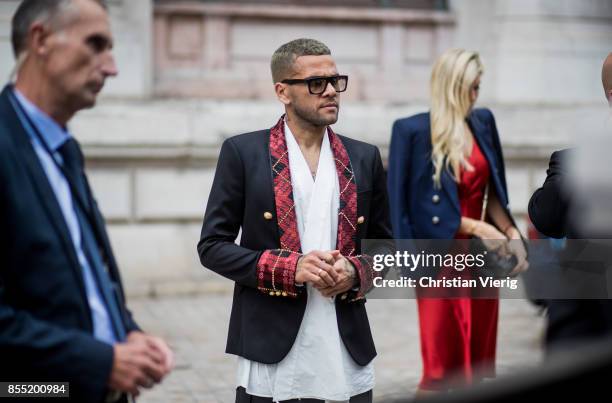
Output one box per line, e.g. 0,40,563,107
1,0,610,297
152,1,454,101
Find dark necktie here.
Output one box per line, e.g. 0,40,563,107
58,138,91,213
58,138,127,341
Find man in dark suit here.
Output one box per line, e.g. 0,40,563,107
528,52,612,350
0,1,172,401
198,38,391,402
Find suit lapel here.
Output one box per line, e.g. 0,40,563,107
468,112,497,180
329,130,357,257
269,117,302,253
62,138,124,292
83,174,123,283
268,117,358,257
437,112,497,216
0,87,90,310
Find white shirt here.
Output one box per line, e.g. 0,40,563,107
236,123,374,402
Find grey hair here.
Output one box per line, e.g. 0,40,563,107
11,0,107,58
270,38,331,83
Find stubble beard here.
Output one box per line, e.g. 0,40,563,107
293,102,339,128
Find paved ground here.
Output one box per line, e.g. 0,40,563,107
130,294,545,403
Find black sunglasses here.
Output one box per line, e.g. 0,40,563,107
281,75,349,95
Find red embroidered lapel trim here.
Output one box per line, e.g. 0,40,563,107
268,116,358,257
328,127,358,257
269,117,301,253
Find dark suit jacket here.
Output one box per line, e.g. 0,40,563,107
387,108,512,240
528,149,571,239
529,149,612,348
0,86,139,402
197,122,392,366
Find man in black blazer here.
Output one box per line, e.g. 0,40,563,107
0,1,172,401
528,53,612,350
198,38,391,402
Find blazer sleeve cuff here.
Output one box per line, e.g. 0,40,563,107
256,249,303,298
345,255,375,301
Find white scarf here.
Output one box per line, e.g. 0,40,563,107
285,123,338,253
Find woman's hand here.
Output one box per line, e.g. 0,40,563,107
473,221,506,239
472,221,511,256
505,227,529,275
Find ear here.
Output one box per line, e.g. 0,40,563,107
29,22,53,57
274,82,291,106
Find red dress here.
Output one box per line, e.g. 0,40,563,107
417,139,498,390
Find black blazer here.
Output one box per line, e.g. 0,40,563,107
529,149,612,347
198,128,391,366
0,86,139,403
528,149,571,239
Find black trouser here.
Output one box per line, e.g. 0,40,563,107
235,387,373,403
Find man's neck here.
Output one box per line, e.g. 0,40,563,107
285,114,326,152
15,69,73,127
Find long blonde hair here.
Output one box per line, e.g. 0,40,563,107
430,49,483,187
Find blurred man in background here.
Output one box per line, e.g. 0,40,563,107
528,52,612,350
0,1,173,401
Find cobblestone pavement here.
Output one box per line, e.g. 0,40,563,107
131,294,545,403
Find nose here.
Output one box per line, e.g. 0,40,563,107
321,80,337,97
102,52,119,77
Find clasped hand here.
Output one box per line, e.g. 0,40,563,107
108,331,174,397
474,222,529,276
295,250,358,298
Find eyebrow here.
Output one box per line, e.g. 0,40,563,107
303,74,340,79
87,33,113,49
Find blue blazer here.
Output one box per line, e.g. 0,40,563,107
0,85,139,402
387,108,511,239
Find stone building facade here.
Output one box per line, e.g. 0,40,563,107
0,0,610,296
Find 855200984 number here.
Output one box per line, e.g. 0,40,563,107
0,382,69,398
